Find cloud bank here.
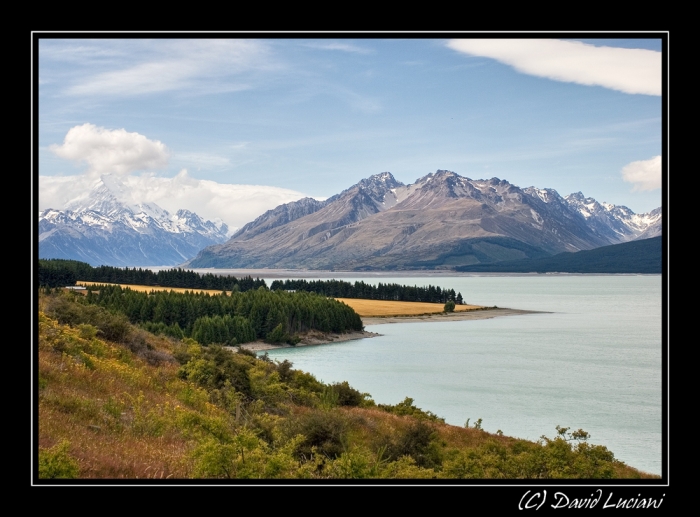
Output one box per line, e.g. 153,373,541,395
447,39,661,96
621,155,661,191
43,123,310,230
49,123,169,176
39,170,310,232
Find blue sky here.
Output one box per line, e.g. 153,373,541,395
37,36,664,230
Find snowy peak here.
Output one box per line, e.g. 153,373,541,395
64,175,169,225
356,171,403,191
321,171,407,216
340,172,404,203
564,192,660,241
170,209,229,237
39,176,229,267
524,187,566,206
565,192,605,219
395,171,525,210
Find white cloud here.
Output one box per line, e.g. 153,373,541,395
302,42,374,54
39,169,311,231
621,155,661,191
447,39,661,96
49,123,169,176
39,174,102,210
65,40,270,97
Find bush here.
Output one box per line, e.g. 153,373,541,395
378,397,445,423
444,300,455,313
178,345,253,397
38,440,80,479
387,420,441,468
276,359,294,383
44,295,131,343
292,410,349,459
331,381,365,407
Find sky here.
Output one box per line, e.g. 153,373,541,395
36,35,664,231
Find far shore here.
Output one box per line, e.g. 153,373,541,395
233,307,543,352
159,266,651,278
361,307,543,325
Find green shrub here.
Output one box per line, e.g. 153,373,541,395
178,345,253,397
291,410,349,459
38,440,80,479
378,397,445,423
387,420,442,468
331,381,365,407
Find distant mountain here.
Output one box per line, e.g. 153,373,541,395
39,175,229,267
562,192,662,242
187,170,661,270
455,236,662,273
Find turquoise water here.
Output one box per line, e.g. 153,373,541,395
264,275,663,476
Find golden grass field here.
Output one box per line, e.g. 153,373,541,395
76,281,227,295
74,282,483,317
333,298,483,317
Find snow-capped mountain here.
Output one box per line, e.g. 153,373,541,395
39,175,229,267
562,191,662,242
188,170,661,270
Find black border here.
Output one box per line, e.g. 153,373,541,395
31,32,669,503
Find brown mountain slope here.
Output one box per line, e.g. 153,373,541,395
189,171,617,270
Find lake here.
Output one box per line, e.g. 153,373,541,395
258,274,663,476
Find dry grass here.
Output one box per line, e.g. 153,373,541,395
333,298,483,317
76,281,227,296
37,312,227,479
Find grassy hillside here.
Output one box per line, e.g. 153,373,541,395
455,237,661,273
36,290,657,480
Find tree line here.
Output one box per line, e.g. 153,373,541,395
78,284,363,345
38,260,466,306
269,279,464,304
38,259,266,291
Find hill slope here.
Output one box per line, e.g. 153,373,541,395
455,236,662,273
37,291,656,480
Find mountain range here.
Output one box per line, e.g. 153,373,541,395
38,175,229,267
187,170,661,270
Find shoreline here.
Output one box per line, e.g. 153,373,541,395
235,307,543,351
362,307,542,325
233,330,381,352
158,266,659,279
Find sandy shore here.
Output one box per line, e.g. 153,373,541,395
231,307,542,352
362,307,542,325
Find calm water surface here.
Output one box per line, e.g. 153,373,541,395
261,275,663,476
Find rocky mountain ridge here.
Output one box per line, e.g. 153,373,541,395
188,170,661,270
